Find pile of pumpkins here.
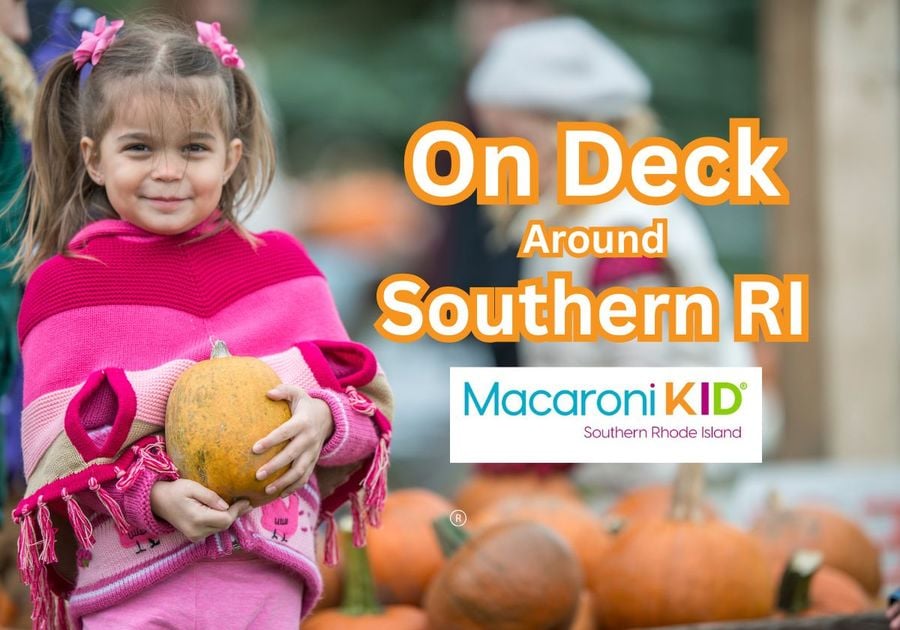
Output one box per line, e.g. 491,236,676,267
306,463,883,628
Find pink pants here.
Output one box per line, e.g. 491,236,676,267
79,551,304,629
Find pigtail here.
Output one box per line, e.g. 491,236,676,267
225,68,275,225
13,55,98,282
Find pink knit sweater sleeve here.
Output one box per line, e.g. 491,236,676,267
308,387,378,466
58,368,180,537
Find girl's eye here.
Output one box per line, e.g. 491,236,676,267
125,144,150,152
185,144,208,153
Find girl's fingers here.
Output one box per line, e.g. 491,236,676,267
253,417,303,455
256,432,314,480
266,384,309,408
281,467,314,498
265,454,313,496
227,500,251,520
187,484,229,511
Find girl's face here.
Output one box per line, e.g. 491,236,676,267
0,0,30,44
80,104,242,236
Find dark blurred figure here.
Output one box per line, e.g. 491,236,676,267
430,0,555,368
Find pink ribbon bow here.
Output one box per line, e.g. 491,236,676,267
72,16,124,70
196,21,245,69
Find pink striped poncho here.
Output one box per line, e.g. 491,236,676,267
12,216,392,629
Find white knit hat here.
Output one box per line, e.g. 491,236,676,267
467,16,651,120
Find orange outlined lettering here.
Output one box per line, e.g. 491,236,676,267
375,272,720,343
405,118,788,207
516,219,668,259
404,121,539,206
733,274,809,342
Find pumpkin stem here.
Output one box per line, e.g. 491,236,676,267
433,515,470,558
339,517,382,615
777,549,823,614
210,339,231,359
766,489,783,513
670,463,705,522
602,515,626,535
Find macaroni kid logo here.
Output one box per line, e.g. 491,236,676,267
450,367,762,464
464,379,747,418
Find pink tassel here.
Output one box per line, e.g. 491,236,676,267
89,478,130,535
37,499,57,565
323,513,339,566
29,562,51,630
62,490,95,551
116,442,179,491
16,510,38,584
143,445,179,476
362,433,390,527
54,593,68,629
345,385,376,416
350,490,367,548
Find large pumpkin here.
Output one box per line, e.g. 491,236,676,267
751,496,882,597
366,488,454,605
424,519,582,629
166,341,291,506
588,464,774,628
304,520,428,630
455,470,580,518
472,494,613,578
774,550,870,617
607,484,717,523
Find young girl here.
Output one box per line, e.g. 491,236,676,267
12,16,392,629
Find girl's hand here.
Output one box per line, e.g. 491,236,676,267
150,479,251,543
253,384,334,498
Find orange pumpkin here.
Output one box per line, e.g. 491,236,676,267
165,340,291,506
751,495,882,597
607,484,717,522
304,520,428,629
455,470,580,517
774,550,871,617
588,464,774,628
472,494,613,578
366,489,454,605
425,520,582,629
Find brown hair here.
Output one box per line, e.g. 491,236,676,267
13,16,275,281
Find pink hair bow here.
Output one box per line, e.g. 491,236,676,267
196,21,245,69
72,16,124,70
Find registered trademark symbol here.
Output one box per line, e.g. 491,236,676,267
740,382,748,390
449,509,468,527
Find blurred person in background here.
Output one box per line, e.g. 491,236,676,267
372,0,560,493
466,16,780,497
431,0,556,368
0,0,34,503
0,1,33,625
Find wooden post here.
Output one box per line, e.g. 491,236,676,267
761,0,900,459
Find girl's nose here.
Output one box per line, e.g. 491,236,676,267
150,156,184,182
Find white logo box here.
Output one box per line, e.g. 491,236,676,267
449,367,762,463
